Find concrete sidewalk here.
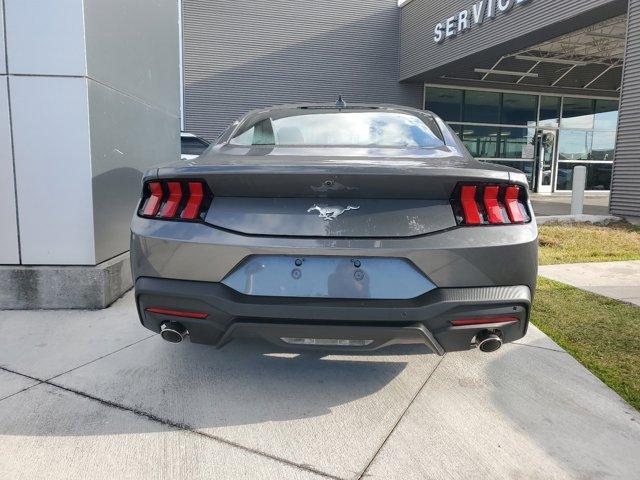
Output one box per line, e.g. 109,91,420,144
1,293,639,479
539,260,640,306
530,193,610,217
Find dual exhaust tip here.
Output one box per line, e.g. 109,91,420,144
476,330,503,353
160,322,188,343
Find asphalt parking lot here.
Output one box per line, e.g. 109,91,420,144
1,291,639,479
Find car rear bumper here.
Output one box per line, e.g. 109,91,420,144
130,216,538,290
135,277,531,354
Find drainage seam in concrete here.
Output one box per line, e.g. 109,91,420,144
0,335,156,404
356,354,446,480
44,334,157,382
0,380,44,403
0,365,343,480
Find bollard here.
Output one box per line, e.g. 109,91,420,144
571,166,587,215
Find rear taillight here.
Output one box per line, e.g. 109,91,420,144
451,183,530,226
138,179,211,221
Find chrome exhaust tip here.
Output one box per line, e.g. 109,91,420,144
160,322,188,343
476,330,503,353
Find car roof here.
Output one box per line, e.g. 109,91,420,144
246,102,427,115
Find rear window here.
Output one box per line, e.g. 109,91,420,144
230,111,445,148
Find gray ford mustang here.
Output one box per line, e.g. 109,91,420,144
130,103,538,355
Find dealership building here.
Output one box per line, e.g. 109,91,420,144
0,0,639,309
182,0,637,207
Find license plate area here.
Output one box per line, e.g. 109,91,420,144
221,255,435,300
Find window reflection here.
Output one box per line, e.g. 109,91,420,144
464,90,501,124
231,112,445,148
501,93,538,126
500,128,536,159
562,97,595,129
425,87,463,122
460,125,499,157
426,87,619,192
594,99,619,131
558,130,593,160
556,163,612,191
558,130,617,161
539,96,561,127
591,131,616,160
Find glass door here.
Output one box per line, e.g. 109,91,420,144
535,130,556,193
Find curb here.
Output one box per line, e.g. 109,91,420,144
536,215,623,225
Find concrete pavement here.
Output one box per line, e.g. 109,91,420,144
530,193,610,217
539,260,640,306
1,292,639,479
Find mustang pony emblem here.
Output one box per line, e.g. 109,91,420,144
307,204,360,221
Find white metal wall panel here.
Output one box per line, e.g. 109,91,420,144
11,76,95,265
0,0,6,75
611,0,640,217
4,0,86,76
0,76,19,264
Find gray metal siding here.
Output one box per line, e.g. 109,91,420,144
182,0,422,141
400,0,628,81
611,0,640,218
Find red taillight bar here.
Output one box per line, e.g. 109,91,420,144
460,185,482,225
145,307,208,319
483,186,504,224
181,182,205,220
139,180,210,221
142,182,163,217
451,316,519,327
504,186,525,224
158,182,182,218
453,183,529,226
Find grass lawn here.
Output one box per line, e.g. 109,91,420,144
539,221,640,265
535,221,640,410
532,278,640,410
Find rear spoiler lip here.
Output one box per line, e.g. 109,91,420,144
153,165,524,200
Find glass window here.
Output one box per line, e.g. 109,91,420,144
558,130,593,160
591,131,616,160
539,96,561,127
231,118,275,145
231,111,445,148
486,160,534,185
460,125,500,158
425,87,463,122
464,90,501,124
594,99,619,131
181,136,210,155
562,97,595,129
501,93,538,126
499,128,536,159
449,124,463,136
556,163,613,191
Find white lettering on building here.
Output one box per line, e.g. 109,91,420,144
434,0,532,43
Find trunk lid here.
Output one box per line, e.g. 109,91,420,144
158,145,517,238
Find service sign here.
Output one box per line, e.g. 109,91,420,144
434,0,532,43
